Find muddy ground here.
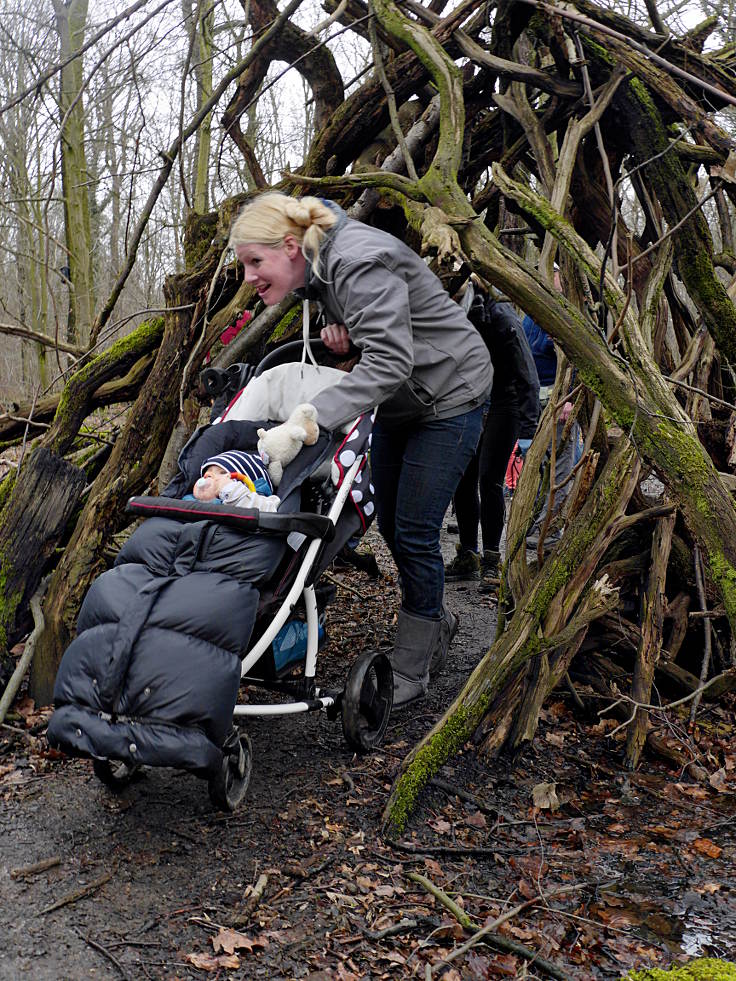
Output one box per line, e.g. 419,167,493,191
1,527,735,980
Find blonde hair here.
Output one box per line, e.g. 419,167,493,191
229,193,338,277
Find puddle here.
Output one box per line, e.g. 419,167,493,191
595,876,732,958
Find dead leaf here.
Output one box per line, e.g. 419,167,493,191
517,878,537,900
423,858,444,878
325,890,358,908
545,731,565,748
433,921,466,940
212,928,266,955
692,838,723,859
673,782,709,799
466,810,487,829
532,781,559,811
708,768,729,793
185,951,240,971
430,818,452,834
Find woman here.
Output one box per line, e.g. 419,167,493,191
229,193,491,708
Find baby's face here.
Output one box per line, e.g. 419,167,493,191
193,465,229,500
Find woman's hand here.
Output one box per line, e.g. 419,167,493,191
320,322,350,355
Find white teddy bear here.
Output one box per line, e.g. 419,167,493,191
257,403,319,487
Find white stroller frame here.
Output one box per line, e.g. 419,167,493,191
235,452,364,718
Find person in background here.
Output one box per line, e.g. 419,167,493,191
228,193,492,709
445,280,539,593
521,273,577,550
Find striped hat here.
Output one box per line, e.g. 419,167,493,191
201,450,273,495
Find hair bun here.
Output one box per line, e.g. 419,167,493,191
284,199,315,228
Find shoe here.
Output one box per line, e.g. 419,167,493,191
389,609,441,710
444,544,480,581
479,550,501,595
333,544,380,578
429,605,459,677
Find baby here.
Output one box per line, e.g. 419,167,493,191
190,450,280,512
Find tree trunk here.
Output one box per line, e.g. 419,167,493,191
53,0,95,348
0,449,86,655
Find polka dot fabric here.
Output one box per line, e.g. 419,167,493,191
331,413,375,533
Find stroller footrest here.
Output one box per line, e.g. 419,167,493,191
127,496,335,541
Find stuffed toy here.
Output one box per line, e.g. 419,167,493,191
257,403,319,487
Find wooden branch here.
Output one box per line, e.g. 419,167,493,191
41,872,113,915
689,546,713,725
0,585,46,725
10,857,61,879
283,168,423,198
625,511,675,768
399,0,580,97
409,872,574,980
0,322,86,358
371,0,464,182
518,0,736,109
369,8,418,181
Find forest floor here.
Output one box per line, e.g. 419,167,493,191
1,525,735,981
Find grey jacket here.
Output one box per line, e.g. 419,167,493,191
300,205,492,432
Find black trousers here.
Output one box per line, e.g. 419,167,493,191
453,404,520,554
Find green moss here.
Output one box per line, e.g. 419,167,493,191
52,317,164,438
0,469,16,517
0,554,23,652
386,696,490,834
622,958,736,980
267,303,301,344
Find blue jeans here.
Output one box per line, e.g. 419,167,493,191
371,406,485,618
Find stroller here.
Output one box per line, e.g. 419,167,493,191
47,343,394,811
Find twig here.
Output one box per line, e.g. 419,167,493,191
360,917,425,941
410,872,584,980
389,839,514,857
228,873,269,927
74,928,132,981
689,546,712,726
435,880,599,974
10,856,61,879
407,872,473,928
41,872,114,915
321,569,368,601
0,581,47,726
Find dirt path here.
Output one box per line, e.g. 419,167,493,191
1,528,734,980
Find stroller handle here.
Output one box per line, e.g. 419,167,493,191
126,496,336,542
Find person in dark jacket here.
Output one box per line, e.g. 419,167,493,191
445,281,539,592
229,193,492,709
521,267,578,551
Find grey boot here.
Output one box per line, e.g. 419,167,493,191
429,605,459,677
389,609,441,710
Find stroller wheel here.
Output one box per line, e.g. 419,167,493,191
208,733,252,812
92,757,141,790
341,651,393,753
